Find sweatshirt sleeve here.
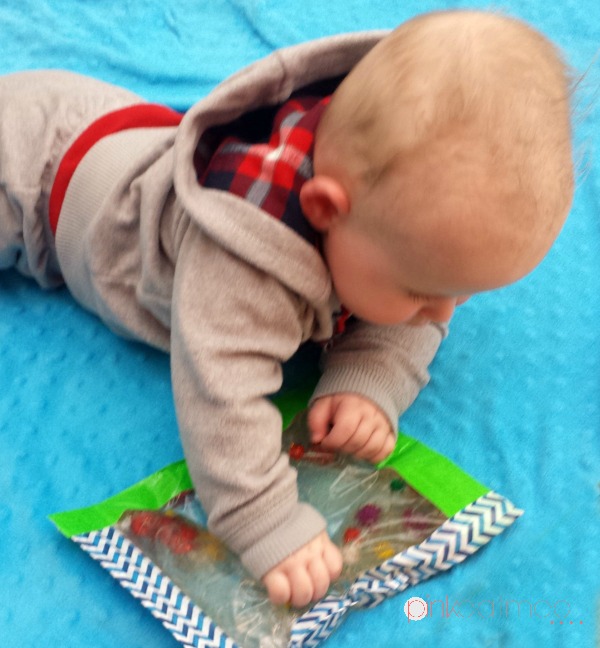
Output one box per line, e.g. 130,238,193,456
170,220,326,580
310,318,447,431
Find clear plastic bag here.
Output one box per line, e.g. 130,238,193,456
117,414,447,647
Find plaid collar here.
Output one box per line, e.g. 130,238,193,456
199,95,331,246
198,94,353,337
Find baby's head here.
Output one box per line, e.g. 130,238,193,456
300,10,574,325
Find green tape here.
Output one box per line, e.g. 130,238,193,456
271,383,316,430
49,389,311,538
49,460,192,538
378,431,488,517
50,389,488,537
272,387,488,516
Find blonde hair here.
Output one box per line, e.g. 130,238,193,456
316,10,574,241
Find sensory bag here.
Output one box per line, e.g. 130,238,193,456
50,387,523,647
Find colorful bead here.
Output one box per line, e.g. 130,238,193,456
402,507,430,531
355,503,382,527
373,541,395,560
201,536,226,561
156,521,198,554
343,527,361,544
129,510,200,555
288,443,305,460
129,511,163,538
389,478,406,492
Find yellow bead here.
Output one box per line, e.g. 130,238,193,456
374,541,395,560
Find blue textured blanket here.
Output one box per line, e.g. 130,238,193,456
0,1,598,647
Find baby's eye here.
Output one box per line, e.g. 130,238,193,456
407,292,428,303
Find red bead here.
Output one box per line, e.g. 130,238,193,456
288,443,305,460
129,511,163,538
343,527,361,544
402,507,430,531
156,521,199,554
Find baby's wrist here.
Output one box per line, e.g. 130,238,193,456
239,502,327,580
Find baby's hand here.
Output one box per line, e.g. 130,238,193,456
262,531,343,607
308,393,395,463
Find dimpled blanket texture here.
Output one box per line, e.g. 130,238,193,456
0,1,599,647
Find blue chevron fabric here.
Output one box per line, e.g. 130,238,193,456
70,491,522,647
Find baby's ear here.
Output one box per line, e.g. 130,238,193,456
299,175,350,232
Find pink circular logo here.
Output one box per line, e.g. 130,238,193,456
404,597,428,621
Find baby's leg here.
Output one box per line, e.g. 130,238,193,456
0,70,141,288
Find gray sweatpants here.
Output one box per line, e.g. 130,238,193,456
0,70,141,288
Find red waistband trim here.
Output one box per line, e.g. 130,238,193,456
48,103,183,235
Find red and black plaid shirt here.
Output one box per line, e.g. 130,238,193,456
198,93,351,337
199,95,330,246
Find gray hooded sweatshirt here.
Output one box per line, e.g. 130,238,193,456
0,31,444,579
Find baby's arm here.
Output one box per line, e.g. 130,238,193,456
309,318,446,459
171,222,338,604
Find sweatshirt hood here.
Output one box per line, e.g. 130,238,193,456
173,31,386,307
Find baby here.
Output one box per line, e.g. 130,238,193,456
0,10,573,608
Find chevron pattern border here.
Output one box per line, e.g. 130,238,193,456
289,491,524,647
72,527,239,648
72,491,522,648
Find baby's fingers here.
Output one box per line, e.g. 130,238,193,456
262,532,343,608
318,412,362,451
287,566,314,608
263,570,292,606
329,416,372,454
307,558,331,602
354,427,396,463
323,537,344,578
307,397,335,444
